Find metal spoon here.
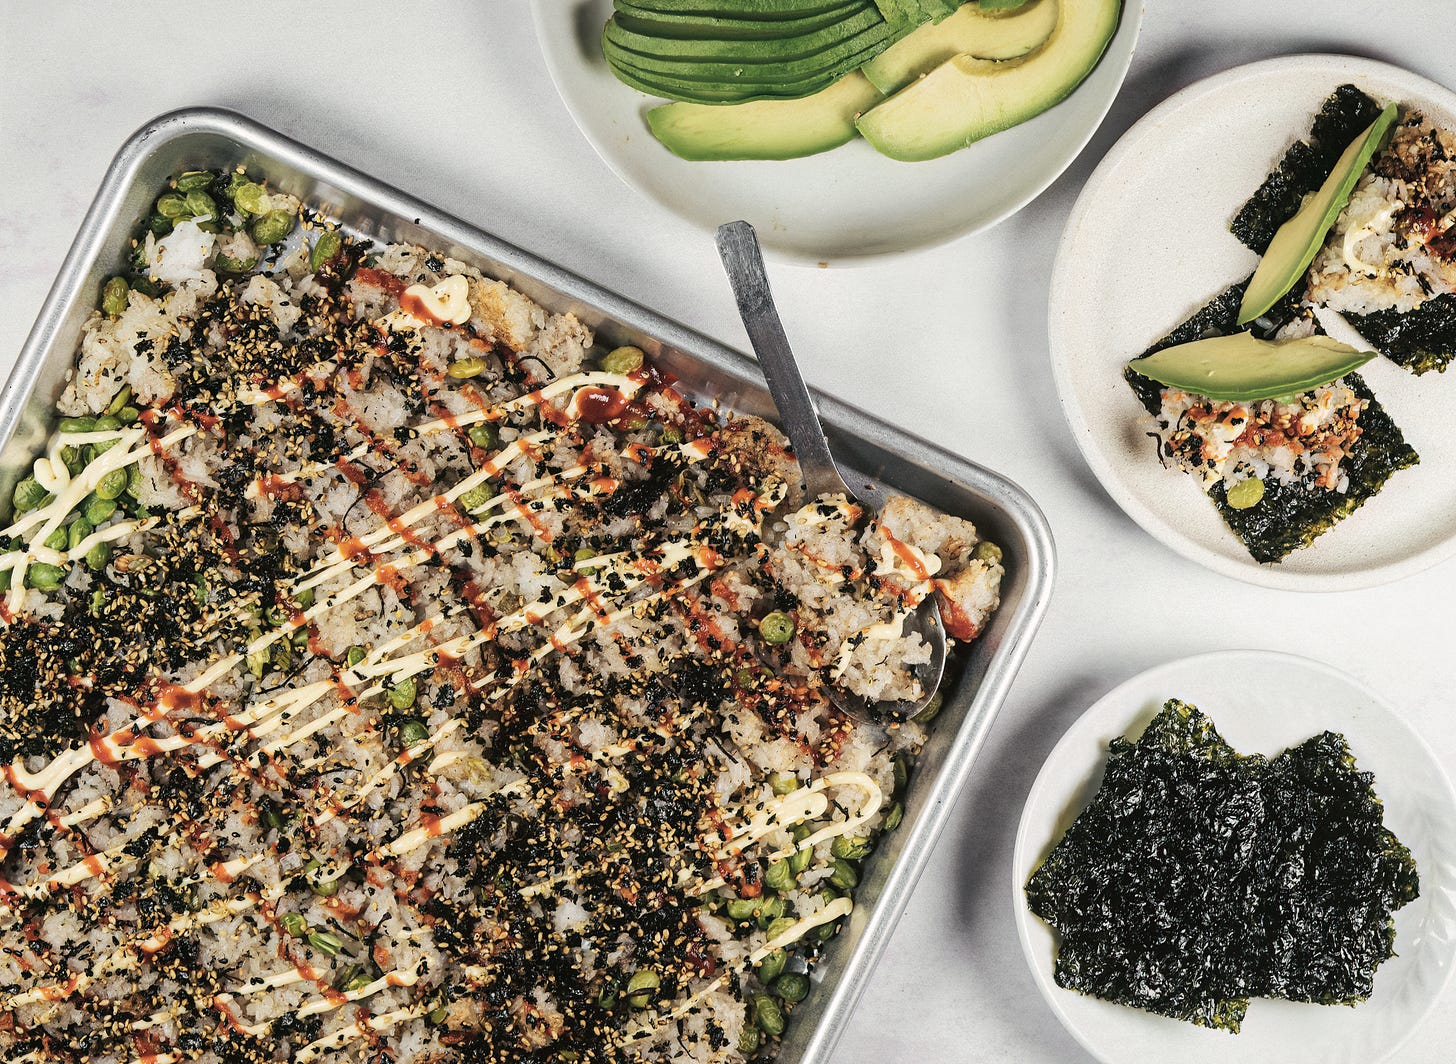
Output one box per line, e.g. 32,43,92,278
715,220,946,723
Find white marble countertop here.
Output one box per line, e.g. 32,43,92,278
2,1,1453,1060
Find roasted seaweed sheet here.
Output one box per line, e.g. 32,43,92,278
1347,292,1456,374
1230,84,1384,253
1126,281,1419,563
1026,700,1419,1032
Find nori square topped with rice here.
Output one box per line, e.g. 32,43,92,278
1026,699,1418,1032
1126,278,1419,563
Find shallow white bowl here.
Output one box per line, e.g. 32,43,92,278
531,0,1142,266
1012,649,1456,1064
1049,55,1456,590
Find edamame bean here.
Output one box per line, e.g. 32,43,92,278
755,896,785,929
251,209,294,245
765,916,797,942
774,973,810,1003
467,422,496,450
428,1004,449,1025
279,912,307,938
68,519,92,552
625,970,660,1008
96,469,128,500
310,231,343,271
232,181,267,215
155,193,188,219
148,214,174,237
661,424,684,444
105,386,132,417
27,563,65,590
763,860,795,894
101,277,130,318
345,645,367,668
12,477,48,514
43,527,67,552
752,994,785,1036
601,345,644,375
184,190,216,219
758,611,795,645
399,719,429,748
828,859,858,892
59,416,96,433
1226,476,1265,510
458,484,495,513
333,965,364,992
737,1026,761,1054
725,898,758,923
788,842,812,876
129,275,159,298
768,772,799,796
915,690,944,723
883,802,904,833
85,541,111,572
447,357,487,380
831,835,871,861
175,170,215,192
596,983,618,1010
306,930,342,957
117,406,140,424
215,254,258,275
757,949,786,985
973,540,1003,564
271,640,293,672
388,677,417,710
893,753,911,793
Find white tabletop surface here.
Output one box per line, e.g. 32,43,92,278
3,2,1454,1061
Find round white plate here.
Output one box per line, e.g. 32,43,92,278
531,1,1142,266
1012,650,1456,1064
1049,55,1456,590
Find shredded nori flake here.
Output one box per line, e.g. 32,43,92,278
1230,84,1384,252
1346,291,1456,374
1026,700,1418,1032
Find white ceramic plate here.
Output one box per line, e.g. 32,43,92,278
1012,650,1456,1064
1049,55,1456,590
530,1,1142,266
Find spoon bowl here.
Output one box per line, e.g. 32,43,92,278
715,220,947,723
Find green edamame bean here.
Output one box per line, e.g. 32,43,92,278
601,345,644,375
467,422,496,450
915,691,944,724
752,994,785,1036
345,645,366,668
768,772,799,796
774,972,810,1003
596,983,618,1010
96,468,128,500
726,898,758,923
117,406,140,424
428,1004,449,1025
59,416,96,433
184,190,217,219
232,181,267,215
830,835,871,861
973,540,1003,564
11,477,49,514
458,484,495,513
271,640,293,672
105,385,132,417
883,802,904,833
398,719,429,748
757,949,786,985
306,930,342,956
310,230,343,270
765,916,797,942
26,563,65,590
388,677,417,710
763,860,795,894
758,611,795,645
738,1025,761,1054
447,357,487,380
660,424,684,444
148,214,174,237
828,859,858,892
175,170,214,192
788,843,812,876
92,416,120,432
893,754,911,793
43,527,67,552
215,254,259,275
129,275,159,298
155,192,188,219
625,970,659,1008
85,540,111,572
101,277,130,318
68,518,92,552
279,912,307,938
755,896,785,929
1226,476,1266,510
251,209,294,245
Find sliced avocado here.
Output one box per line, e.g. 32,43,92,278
604,18,895,80
621,0,855,16
862,0,1058,94
604,4,885,61
979,0,1034,9
856,0,1120,161
1236,104,1399,326
647,71,884,160
1128,333,1375,403
613,1,866,40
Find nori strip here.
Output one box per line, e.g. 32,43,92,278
1346,291,1456,374
1026,700,1419,1033
1124,281,1419,563
1208,373,1418,563
1230,84,1383,252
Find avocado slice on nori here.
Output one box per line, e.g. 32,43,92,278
1231,84,1384,253
1126,279,1419,563
1026,700,1419,1032
1345,291,1456,375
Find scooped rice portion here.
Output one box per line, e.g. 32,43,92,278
0,167,1002,1064
1308,111,1456,315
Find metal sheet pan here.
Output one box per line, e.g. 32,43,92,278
5,107,1055,1064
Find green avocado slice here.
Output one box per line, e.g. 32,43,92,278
613,1,866,41
621,0,856,15
647,71,884,159
604,17,894,79
604,4,885,60
1236,104,1399,325
855,0,1120,161
1128,333,1375,403
862,0,1058,94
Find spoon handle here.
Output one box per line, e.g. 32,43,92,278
715,221,850,501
